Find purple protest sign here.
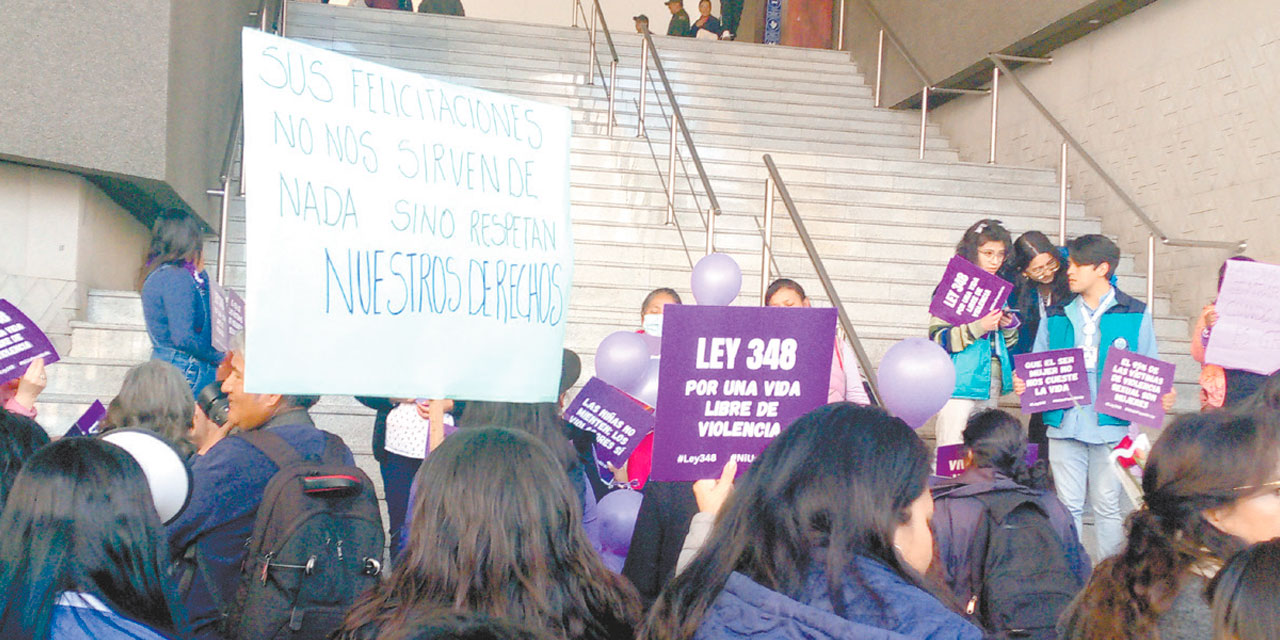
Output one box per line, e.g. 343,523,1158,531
209,280,245,353
935,443,1039,479
64,400,108,438
1205,260,1280,375
1095,348,1175,428
1014,348,1090,413
649,305,836,482
564,376,655,476
929,255,1014,326
0,299,61,385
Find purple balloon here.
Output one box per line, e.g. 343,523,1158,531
876,338,956,429
624,357,661,408
595,331,650,391
598,489,644,555
691,253,742,306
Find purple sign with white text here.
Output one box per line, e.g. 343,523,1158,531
935,443,1039,478
1014,348,1090,413
0,299,61,385
564,376,655,476
650,305,836,482
64,400,107,438
209,280,245,353
929,255,1014,326
1095,348,1175,428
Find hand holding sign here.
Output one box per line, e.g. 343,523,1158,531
1013,349,1090,413
929,256,1014,326
1095,348,1176,428
0,300,60,387
1205,260,1280,375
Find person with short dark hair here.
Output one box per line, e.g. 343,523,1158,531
0,438,188,640
0,408,50,508
663,0,692,36
633,14,650,33
335,428,641,640
1059,412,1280,640
166,335,353,640
640,404,983,640
1209,538,1280,640
140,209,223,397
931,409,1089,630
1014,233,1175,559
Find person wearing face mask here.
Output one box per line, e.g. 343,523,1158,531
1008,231,1073,461
764,278,870,405
641,404,983,640
929,220,1020,449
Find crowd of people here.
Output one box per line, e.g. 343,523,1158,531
0,208,1277,640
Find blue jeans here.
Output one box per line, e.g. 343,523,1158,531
1049,437,1127,559
152,347,217,398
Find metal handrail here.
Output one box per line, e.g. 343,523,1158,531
637,26,722,255
574,0,619,135
208,0,287,284
761,155,882,406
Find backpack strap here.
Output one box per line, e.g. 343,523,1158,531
238,429,305,470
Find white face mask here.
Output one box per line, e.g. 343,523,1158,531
642,313,664,337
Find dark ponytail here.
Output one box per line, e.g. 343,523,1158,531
961,410,1052,491
1061,412,1278,640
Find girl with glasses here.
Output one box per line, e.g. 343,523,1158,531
1008,231,1073,460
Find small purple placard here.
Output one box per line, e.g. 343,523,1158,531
209,280,245,353
1095,348,1175,428
935,443,1039,478
650,306,836,482
0,299,61,385
64,400,108,438
1014,348,1090,413
929,255,1014,326
563,376,655,475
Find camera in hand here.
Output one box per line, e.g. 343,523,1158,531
197,381,231,427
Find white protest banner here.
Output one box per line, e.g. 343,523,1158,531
241,30,573,400
1205,260,1280,375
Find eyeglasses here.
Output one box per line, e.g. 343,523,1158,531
1233,479,1280,495
1026,260,1060,278
977,249,1007,261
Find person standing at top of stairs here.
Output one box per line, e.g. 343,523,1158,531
664,0,693,36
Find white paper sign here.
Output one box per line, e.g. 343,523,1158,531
1205,260,1280,376
241,30,573,400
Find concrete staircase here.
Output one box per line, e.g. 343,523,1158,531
37,4,1200,495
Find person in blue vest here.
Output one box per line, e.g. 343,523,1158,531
1013,234,1175,559
929,219,1019,449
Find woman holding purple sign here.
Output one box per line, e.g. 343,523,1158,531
929,220,1020,448
139,210,223,397
1009,231,1074,461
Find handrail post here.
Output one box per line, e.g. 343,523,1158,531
666,117,678,225
571,0,579,27
918,85,929,160
587,2,598,85
1058,142,1068,245
216,175,232,285
636,36,649,138
760,176,776,305
873,29,884,107
279,0,288,36
836,0,846,50
1147,235,1156,309
988,67,999,164
705,203,715,256
607,59,617,136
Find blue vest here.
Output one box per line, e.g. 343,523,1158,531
1042,290,1147,428
952,332,1013,400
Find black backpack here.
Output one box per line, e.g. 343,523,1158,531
964,490,1082,639
223,430,385,640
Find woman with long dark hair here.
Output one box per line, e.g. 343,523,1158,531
1060,412,1280,640
335,428,641,640
140,209,222,396
1209,538,1280,640
0,438,188,639
931,409,1089,635
640,403,982,640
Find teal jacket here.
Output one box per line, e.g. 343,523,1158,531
1039,288,1152,434
929,315,1016,401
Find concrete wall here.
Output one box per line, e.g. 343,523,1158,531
0,0,257,226
839,0,1094,106
931,0,1280,322
0,163,149,351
